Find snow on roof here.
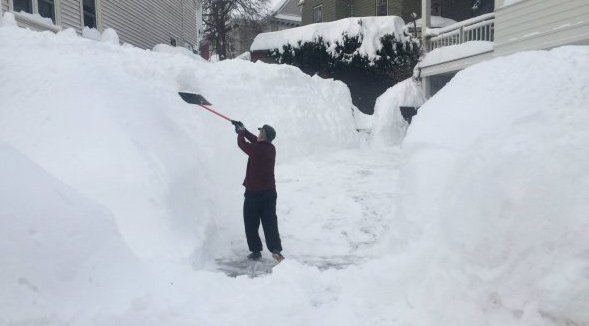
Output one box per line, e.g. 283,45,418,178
251,16,407,59
274,13,302,22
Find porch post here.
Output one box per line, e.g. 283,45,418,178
423,76,432,99
421,0,431,51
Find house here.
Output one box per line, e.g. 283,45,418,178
417,0,589,97
0,0,201,51
226,0,301,58
300,0,424,25
265,0,302,32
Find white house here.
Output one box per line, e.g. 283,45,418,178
418,0,589,97
1,0,201,51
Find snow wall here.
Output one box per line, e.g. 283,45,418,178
0,11,359,311
371,77,426,146
393,46,589,324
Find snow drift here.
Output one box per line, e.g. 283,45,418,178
397,46,589,324
0,16,358,263
0,141,143,323
371,77,426,146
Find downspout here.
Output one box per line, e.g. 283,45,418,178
421,0,431,97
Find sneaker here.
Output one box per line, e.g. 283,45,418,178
271,251,285,262
247,251,261,260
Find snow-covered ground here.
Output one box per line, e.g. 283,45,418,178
1,12,588,326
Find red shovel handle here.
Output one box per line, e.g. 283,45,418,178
198,104,232,121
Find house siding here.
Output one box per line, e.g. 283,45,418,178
282,0,302,16
181,0,197,48
100,0,197,50
335,1,350,19
302,0,427,25
302,0,338,24
1,0,8,13
389,0,403,17
494,0,589,55
60,0,82,32
351,0,374,17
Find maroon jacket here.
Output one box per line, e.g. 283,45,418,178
237,129,276,192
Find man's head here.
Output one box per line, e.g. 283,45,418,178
257,124,276,142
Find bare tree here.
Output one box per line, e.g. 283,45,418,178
202,0,268,60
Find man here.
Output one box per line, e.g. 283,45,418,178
231,120,284,262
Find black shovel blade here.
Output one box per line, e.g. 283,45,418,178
178,92,212,106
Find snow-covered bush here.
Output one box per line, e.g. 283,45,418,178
269,33,419,114
252,17,420,114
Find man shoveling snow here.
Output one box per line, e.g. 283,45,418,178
232,121,285,263
177,92,285,263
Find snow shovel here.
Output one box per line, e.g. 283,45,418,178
178,92,232,122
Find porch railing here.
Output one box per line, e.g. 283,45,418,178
426,13,495,51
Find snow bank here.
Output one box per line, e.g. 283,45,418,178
100,27,119,45
251,16,407,59
399,46,589,324
0,141,142,323
371,78,426,146
0,18,361,325
0,11,16,27
152,43,206,61
0,23,357,264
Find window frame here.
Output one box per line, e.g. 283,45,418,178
11,0,33,14
81,0,97,28
9,0,59,25
312,4,322,23
37,0,55,22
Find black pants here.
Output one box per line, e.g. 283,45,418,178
243,189,282,253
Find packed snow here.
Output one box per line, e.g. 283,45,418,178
1,11,588,326
419,41,494,67
250,16,408,59
371,78,426,146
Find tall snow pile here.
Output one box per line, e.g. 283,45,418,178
397,46,589,324
371,77,426,146
0,141,142,322
0,17,359,324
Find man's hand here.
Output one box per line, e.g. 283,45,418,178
231,120,245,133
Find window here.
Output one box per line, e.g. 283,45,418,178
13,0,32,13
431,0,442,16
376,0,387,16
312,4,322,23
37,0,55,22
83,0,96,28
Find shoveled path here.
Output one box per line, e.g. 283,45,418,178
215,146,403,277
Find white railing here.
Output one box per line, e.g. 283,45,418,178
427,13,495,51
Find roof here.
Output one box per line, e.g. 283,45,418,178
268,0,301,22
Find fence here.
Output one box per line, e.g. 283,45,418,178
427,13,495,51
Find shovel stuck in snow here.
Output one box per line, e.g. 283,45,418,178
178,92,232,121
